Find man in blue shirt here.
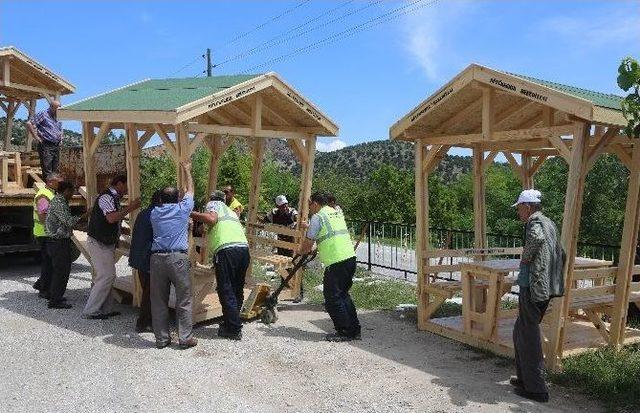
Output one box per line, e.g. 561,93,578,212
129,190,162,332
150,161,196,349
27,100,63,179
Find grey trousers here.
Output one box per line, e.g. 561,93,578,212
150,252,193,344
513,287,550,394
83,237,117,316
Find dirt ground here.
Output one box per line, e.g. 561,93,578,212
0,255,602,413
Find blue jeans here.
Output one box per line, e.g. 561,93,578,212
323,257,360,336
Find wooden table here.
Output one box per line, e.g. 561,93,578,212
460,257,611,340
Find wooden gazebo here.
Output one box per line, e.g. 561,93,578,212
58,73,338,322
390,63,640,370
0,46,75,196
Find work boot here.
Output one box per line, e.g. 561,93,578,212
514,387,549,403
178,337,198,349
48,301,72,309
509,376,523,388
218,327,242,341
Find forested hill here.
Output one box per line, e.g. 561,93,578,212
310,140,472,181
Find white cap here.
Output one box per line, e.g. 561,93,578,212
512,189,542,207
275,195,288,206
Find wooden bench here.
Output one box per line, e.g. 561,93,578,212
0,151,22,193
421,247,523,319
247,222,303,300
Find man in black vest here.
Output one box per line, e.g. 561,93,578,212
82,175,141,319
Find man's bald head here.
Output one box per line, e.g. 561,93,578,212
48,100,61,116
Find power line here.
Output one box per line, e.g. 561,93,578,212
219,0,312,50
214,0,360,68
239,0,439,74
167,55,203,77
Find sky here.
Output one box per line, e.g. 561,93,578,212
1,0,639,153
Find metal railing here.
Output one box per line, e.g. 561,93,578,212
346,219,620,283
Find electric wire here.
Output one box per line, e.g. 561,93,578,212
214,0,361,68
238,0,438,73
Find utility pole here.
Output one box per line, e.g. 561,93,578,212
206,48,212,77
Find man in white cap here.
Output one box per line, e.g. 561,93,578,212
264,195,299,257
264,195,302,302
510,189,565,403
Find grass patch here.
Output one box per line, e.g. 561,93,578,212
549,344,640,412
302,266,418,310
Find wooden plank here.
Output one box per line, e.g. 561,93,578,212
414,138,430,328
529,155,548,176
482,151,499,174
548,135,571,161
546,121,589,371
481,87,494,138
287,138,307,164
423,247,523,258
188,132,207,157
609,143,633,169
187,123,308,140
473,146,487,250
503,151,524,183
154,124,177,160
422,144,442,175
610,142,640,347
0,156,8,193
81,122,98,210
246,222,302,238
572,267,617,280
585,127,618,171
136,128,155,149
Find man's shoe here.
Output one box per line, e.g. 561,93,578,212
325,332,359,342
105,311,121,318
38,291,50,299
48,301,72,309
218,328,242,341
509,376,523,388
514,387,549,403
178,337,198,349
33,280,42,291
156,340,171,349
292,295,303,304
135,321,153,333
84,313,109,320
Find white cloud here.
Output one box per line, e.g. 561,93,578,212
539,10,640,48
399,0,475,81
316,138,347,152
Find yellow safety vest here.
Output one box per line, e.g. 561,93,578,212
209,202,248,254
33,187,55,237
229,197,243,215
315,206,355,267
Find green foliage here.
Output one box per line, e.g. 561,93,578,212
549,344,640,411
303,266,418,310
617,57,640,138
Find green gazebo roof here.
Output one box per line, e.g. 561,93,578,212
64,74,262,111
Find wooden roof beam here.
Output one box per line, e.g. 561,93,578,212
432,95,482,135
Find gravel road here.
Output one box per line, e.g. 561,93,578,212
0,255,601,413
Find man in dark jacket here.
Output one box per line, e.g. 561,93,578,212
83,175,141,319
511,189,565,403
129,190,162,332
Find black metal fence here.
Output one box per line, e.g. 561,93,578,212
346,219,620,282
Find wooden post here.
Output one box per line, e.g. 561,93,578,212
205,135,221,197
610,142,640,347
472,145,487,249
124,123,142,306
82,122,98,210
26,99,36,151
3,100,16,150
124,124,142,227
545,121,589,371
416,139,430,329
522,152,534,189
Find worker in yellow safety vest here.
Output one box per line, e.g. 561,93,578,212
223,185,243,217
298,191,361,342
32,173,63,298
191,189,250,341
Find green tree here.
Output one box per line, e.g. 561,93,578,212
617,57,640,138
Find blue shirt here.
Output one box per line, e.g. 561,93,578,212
32,110,63,144
128,207,154,272
151,194,194,252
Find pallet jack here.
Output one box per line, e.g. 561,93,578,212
241,250,317,325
